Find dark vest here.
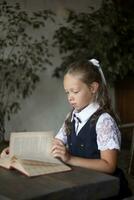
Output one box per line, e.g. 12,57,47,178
67,109,104,159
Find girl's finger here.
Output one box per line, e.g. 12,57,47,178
51,145,65,154
53,139,64,146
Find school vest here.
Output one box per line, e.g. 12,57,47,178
67,109,104,159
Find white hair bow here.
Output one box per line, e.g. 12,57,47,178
89,58,107,85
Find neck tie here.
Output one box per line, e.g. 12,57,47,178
73,114,81,134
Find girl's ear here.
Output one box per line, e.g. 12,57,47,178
90,82,99,94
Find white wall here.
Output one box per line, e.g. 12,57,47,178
5,0,102,140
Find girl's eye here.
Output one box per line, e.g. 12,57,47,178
73,91,79,94
65,91,79,95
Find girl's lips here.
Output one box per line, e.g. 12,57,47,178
71,103,76,107
69,102,74,106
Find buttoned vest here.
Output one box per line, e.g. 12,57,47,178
67,109,104,159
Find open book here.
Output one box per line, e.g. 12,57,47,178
0,131,71,177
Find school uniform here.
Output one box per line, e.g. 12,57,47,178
56,103,121,151
56,103,132,199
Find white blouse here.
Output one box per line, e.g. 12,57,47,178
55,103,121,151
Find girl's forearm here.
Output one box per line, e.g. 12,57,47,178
66,156,116,174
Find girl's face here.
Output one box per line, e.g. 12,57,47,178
64,74,96,112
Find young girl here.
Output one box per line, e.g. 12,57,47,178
51,59,132,199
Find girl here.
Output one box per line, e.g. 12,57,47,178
51,59,132,199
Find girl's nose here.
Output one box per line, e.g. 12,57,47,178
68,94,74,102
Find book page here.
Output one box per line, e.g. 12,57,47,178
9,131,61,164
0,156,11,169
11,158,71,177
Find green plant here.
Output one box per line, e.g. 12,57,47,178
0,1,54,141
53,0,134,83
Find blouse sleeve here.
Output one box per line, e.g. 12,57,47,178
55,112,72,144
96,113,121,151
55,122,68,144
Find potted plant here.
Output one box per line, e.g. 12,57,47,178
0,1,54,142
53,0,134,84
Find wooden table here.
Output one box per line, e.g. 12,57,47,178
0,166,119,200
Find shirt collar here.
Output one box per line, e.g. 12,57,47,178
71,103,100,122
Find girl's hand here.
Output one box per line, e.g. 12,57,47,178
51,138,71,163
0,147,10,158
